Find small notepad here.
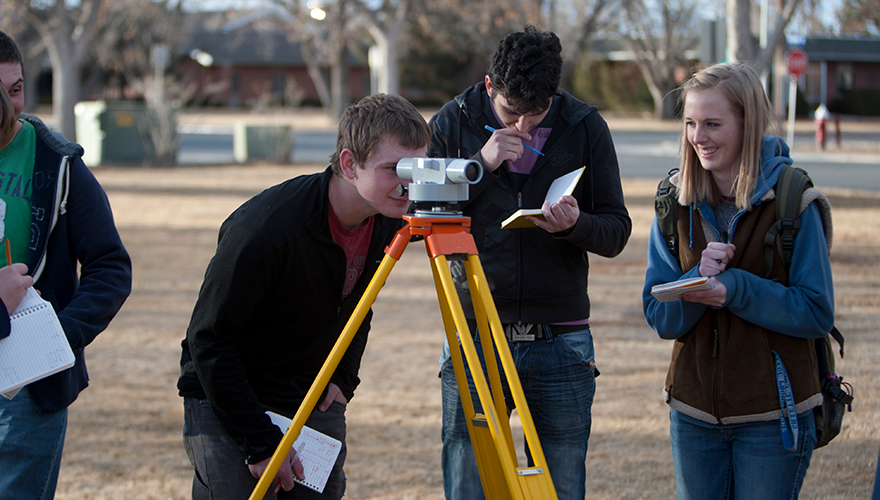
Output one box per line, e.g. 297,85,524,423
0,288,74,398
266,411,342,493
501,167,586,229
650,277,714,302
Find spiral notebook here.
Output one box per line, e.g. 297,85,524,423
0,288,74,398
266,411,342,493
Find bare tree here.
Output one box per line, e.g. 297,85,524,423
724,0,802,119
727,0,803,73
619,0,700,119
793,0,834,34
273,0,354,118
409,0,540,56
89,0,187,165
550,0,618,86
403,0,540,96
0,0,104,141
837,0,880,34
352,0,413,95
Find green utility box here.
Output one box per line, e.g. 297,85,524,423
233,122,294,164
75,101,161,166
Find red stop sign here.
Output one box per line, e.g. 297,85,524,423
787,48,808,77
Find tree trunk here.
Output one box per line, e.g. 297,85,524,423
328,0,348,119
330,57,347,119
726,0,755,62
52,56,80,142
299,43,332,110
44,22,82,142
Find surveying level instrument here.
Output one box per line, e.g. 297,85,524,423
249,158,558,500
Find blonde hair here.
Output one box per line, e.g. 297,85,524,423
330,94,431,175
0,83,15,150
677,63,778,210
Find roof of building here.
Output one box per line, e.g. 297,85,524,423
801,36,880,63
180,9,366,68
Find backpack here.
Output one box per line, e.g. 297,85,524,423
654,166,854,449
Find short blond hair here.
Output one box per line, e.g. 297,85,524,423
677,63,779,210
330,94,431,175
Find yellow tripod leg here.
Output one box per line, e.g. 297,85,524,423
431,254,520,499
465,254,558,499
248,234,410,500
432,254,557,499
430,257,513,500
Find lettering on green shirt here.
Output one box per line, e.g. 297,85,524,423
0,120,37,264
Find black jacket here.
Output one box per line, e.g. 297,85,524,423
429,83,631,323
8,115,131,412
178,167,404,463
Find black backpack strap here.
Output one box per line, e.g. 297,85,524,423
829,325,844,358
763,166,811,277
655,169,680,258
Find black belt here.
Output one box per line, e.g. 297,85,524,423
501,323,586,342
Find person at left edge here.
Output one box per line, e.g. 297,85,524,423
0,81,33,335
177,93,431,499
0,29,133,500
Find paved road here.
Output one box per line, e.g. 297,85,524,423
177,129,336,165
177,127,880,191
610,129,880,191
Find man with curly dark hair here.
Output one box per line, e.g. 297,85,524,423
429,25,631,499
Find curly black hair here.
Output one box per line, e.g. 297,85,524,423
487,25,562,116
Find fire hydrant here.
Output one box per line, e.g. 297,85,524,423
814,104,829,150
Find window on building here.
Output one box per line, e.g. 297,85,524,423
837,63,854,93
272,72,285,100
803,62,822,106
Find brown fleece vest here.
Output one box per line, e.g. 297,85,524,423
665,199,821,423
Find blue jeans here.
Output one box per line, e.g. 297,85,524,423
440,326,597,500
183,397,347,500
670,408,816,500
872,445,880,500
0,389,68,500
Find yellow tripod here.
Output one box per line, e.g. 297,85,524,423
249,213,558,500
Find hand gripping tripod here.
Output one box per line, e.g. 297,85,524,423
249,159,558,500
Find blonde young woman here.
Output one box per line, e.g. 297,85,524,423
642,63,834,500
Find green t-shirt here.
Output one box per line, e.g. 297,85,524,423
0,119,36,265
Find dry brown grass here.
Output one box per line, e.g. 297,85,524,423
54,165,880,499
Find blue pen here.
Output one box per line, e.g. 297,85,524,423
484,125,544,156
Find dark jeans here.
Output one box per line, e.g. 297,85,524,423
183,397,347,500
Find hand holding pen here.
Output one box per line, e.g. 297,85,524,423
484,126,544,156
481,125,543,172
0,237,33,314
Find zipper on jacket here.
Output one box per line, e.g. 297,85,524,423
696,206,722,242
515,191,525,322
726,208,748,244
